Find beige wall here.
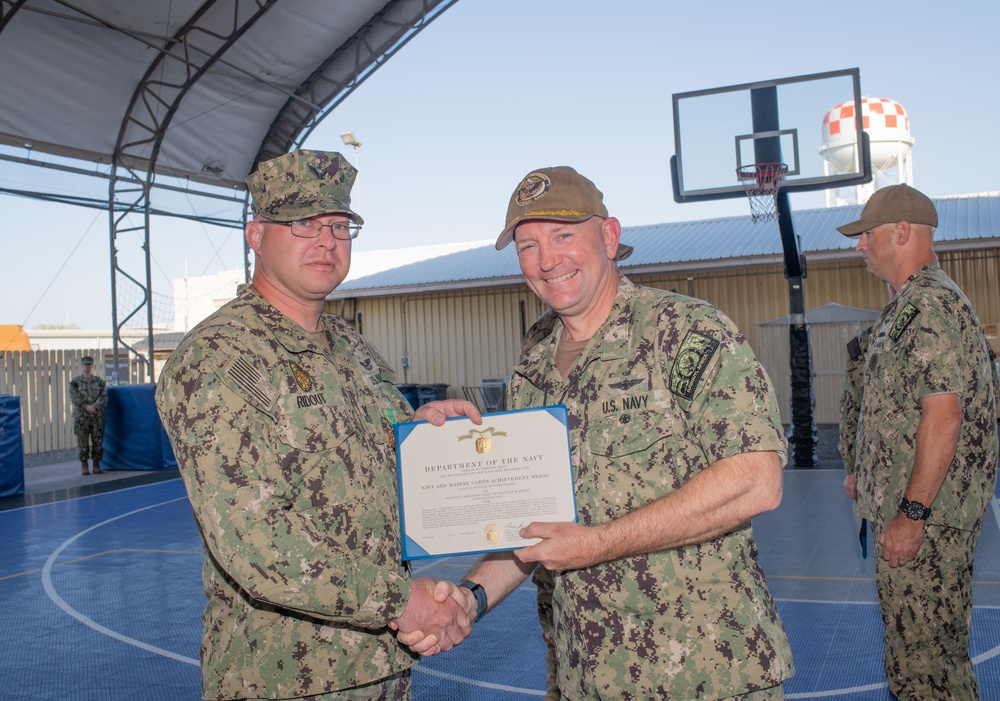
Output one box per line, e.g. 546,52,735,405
331,286,548,396
328,246,1000,422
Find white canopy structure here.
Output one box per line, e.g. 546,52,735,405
0,0,457,379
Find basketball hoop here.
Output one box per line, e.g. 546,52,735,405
736,163,788,223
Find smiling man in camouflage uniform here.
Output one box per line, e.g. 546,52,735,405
69,355,107,475
838,184,998,700
156,149,477,701
403,166,794,699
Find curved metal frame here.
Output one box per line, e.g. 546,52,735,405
0,0,458,383
106,0,276,382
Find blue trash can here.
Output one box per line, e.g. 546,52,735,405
396,384,418,410
416,383,449,407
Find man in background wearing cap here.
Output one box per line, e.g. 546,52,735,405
156,149,479,701
404,166,794,699
837,184,998,700
69,355,107,475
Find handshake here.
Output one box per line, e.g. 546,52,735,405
390,577,479,656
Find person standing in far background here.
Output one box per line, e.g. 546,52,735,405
69,355,106,476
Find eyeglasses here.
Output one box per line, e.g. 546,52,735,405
264,219,361,240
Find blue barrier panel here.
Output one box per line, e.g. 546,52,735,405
102,385,177,471
0,395,25,497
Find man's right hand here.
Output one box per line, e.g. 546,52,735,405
843,473,857,500
390,577,472,655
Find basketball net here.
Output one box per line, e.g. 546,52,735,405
736,163,787,223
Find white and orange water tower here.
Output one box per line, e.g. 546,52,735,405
820,96,914,206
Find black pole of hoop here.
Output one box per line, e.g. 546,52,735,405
750,86,818,466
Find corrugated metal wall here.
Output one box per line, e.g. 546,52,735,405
757,321,875,426
328,246,999,424
332,286,548,398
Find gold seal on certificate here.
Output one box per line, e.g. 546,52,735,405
483,525,502,544
395,405,576,560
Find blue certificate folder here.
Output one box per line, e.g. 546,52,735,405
395,404,576,561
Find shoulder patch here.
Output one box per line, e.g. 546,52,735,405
889,302,920,341
669,330,720,399
217,352,280,414
846,335,863,361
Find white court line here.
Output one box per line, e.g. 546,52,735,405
774,598,879,606
786,682,888,699
39,493,1000,693
41,495,200,666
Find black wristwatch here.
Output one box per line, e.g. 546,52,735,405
458,579,488,622
899,498,932,521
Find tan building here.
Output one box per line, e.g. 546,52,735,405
327,194,1000,424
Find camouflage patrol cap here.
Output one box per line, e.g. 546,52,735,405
497,166,608,250
837,184,937,237
81,356,94,365
246,149,364,225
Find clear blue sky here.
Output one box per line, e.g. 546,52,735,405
2,0,997,330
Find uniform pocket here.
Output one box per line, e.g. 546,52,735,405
273,394,356,452
586,408,673,458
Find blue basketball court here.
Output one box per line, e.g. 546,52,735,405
2,467,999,700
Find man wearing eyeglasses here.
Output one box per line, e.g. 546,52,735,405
156,149,479,701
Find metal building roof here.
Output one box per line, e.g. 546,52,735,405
333,191,1000,298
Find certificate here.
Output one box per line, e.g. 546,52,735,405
395,405,576,560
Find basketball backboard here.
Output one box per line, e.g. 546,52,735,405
671,68,871,202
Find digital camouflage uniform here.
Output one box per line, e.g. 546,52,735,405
852,262,998,700
156,285,417,700
510,276,794,700
69,370,107,462
838,326,871,474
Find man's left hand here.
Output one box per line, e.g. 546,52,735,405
514,521,609,572
412,400,482,427
878,514,924,567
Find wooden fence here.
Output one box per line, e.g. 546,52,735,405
0,349,146,455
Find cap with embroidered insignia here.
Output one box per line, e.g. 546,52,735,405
496,166,608,250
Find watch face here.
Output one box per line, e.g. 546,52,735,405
902,499,929,520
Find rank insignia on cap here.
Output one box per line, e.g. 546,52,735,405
290,362,312,392
515,172,551,206
889,302,920,342
669,331,720,399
